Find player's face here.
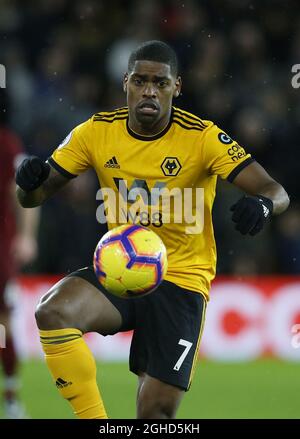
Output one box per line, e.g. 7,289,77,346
124,61,181,134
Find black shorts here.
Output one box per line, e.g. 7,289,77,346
68,266,207,391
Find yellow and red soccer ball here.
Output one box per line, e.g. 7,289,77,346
93,224,168,298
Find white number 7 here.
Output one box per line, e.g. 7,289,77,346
173,339,193,371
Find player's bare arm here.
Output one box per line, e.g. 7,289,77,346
16,158,70,208
232,161,290,214
10,182,39,265
230,161,290,235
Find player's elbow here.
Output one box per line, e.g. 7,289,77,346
259,181,290,215
276,184,290,215
283,189,290,210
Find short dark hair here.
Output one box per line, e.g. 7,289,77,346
128,40,178,76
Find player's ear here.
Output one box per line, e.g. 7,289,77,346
173,76,182,98
123,73,128,93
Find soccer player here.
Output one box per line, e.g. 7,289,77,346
0,90,39,418
16,41,289,419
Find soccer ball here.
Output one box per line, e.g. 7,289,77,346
93,224,168,298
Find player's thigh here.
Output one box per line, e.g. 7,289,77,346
137,373,184,419
36,275,125,334
130,281,207,391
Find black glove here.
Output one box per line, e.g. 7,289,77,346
16,156,50,192
230,195,273,236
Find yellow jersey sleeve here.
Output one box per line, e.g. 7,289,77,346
202,122,253,181
49,118,93,177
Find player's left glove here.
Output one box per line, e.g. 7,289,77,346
230,195,273,236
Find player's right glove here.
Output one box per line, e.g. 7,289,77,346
16,156,50,192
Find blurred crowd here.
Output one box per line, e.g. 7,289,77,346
1,0,299,276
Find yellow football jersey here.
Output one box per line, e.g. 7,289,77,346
49,106,253,299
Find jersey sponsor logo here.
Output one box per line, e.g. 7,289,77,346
227,143,246,162
104,156,120,168
58,131,73,149
218,132,233,144
161,157,182,176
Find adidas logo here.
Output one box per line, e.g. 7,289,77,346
259,199,270,218
55,377,72,389
262,205,269,218
104,156,120,168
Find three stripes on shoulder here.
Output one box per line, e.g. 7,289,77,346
93,107,208,131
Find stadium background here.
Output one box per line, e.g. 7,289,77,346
1,0,300,418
